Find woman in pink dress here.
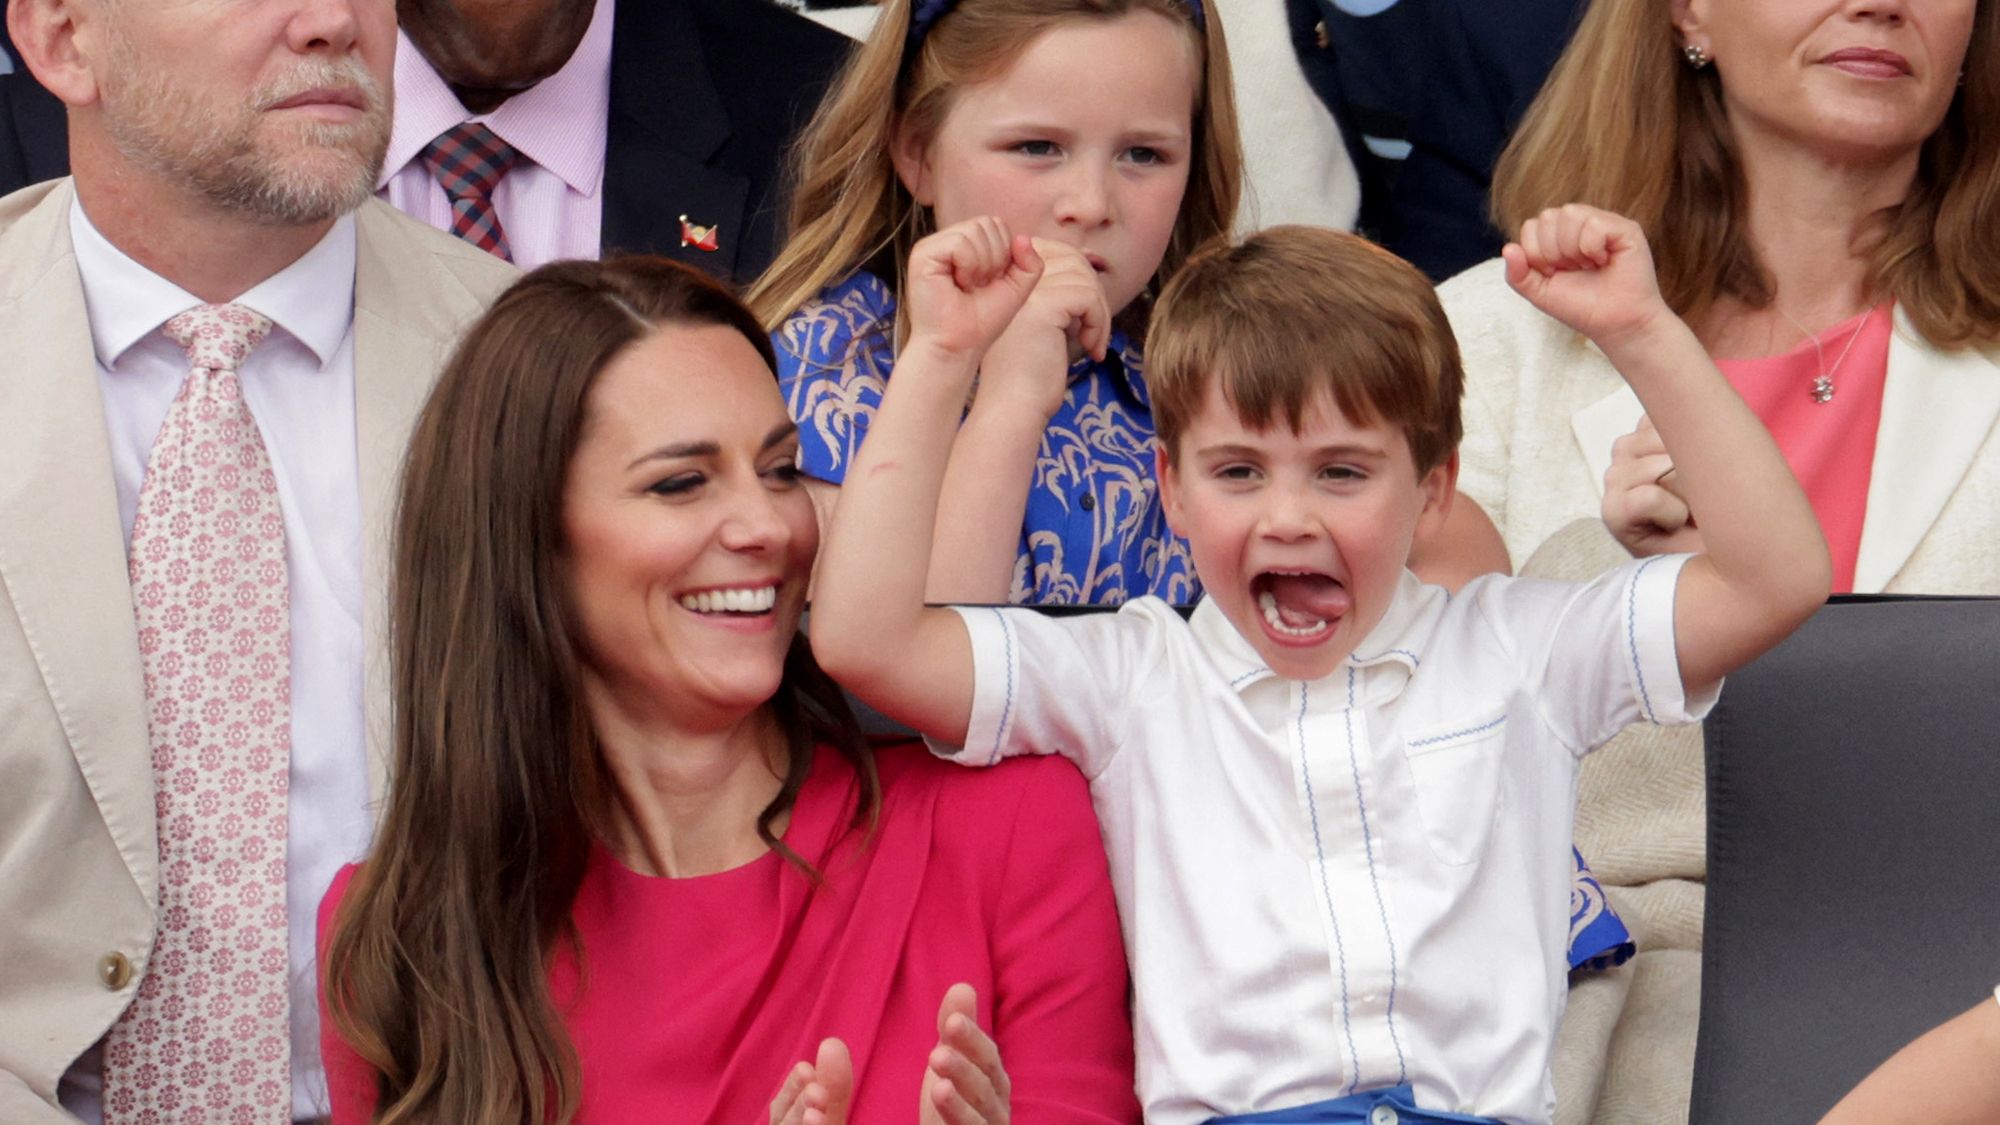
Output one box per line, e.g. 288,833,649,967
316,257,1137,1125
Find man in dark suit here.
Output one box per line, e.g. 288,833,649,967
1383,0,1583,282
1291,0,1583,283
1,0,851,284
0,19,66,192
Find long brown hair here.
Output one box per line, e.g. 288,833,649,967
1492,0,2000,346
744,0,1241,336
322,258,877,1125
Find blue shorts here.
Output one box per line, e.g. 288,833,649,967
1206,1085,1503,1124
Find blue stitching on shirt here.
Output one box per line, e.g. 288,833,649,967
988,607,1016,765
1297,682,1363,1094
1626,556,1664,725
1406,714,1507,749
1229,668,1263,688
1351,647,1421,667
1345,666,1408,1086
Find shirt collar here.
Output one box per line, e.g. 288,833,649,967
68,197,357,369
1192,570,1439,701
380,0,614,198
1068,327,1150,407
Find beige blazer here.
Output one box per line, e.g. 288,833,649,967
1442,259,2000,594
0,179,517,1121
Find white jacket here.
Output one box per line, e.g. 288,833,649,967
1442,258,2000,594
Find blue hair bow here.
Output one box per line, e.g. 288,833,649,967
907,0,1206,51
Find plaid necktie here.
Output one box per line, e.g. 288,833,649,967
103,303,292,1123
418,121,522,261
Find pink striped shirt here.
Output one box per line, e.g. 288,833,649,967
377,0,613,269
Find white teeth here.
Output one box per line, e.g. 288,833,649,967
678,586,778,615
1258,590,1330,638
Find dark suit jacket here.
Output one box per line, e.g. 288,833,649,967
0,0,850,286
1290,0,1582,283
602,0,850,284
0,23,66,195
1386,0,1582,282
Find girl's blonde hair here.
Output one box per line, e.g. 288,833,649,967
745,0,1241,335
1491,0,2000,347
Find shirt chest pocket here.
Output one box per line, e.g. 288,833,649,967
1401,709,1509,867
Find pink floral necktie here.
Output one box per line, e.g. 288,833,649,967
103,303,292,1123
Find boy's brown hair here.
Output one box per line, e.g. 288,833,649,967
1148,225,1463,474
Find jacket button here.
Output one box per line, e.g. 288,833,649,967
99,952,133,991
1080,492,1096,511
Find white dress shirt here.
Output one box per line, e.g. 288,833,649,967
59,201,373,1123
938,557,1714,1125
377,0,613,269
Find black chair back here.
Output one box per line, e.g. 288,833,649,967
1695,596,2000,1122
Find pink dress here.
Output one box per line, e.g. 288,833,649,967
320,745,1139,1123
1715,304,1894,594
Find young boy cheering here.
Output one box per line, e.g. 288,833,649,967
809,210,1829,1124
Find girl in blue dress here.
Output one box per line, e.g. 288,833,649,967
748,0,1241,606
747,0,1631,985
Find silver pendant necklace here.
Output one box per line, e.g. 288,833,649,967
1775,305,1872,405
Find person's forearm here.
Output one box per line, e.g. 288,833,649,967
1821,997,2000,1125
1598,314,1830,685
1598,314,1819,586
927,397,1046,603
812,338,980,684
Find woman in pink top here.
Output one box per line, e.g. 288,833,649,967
1430,0,2000,595
316,258,1137,1125
1414,5,2000,1120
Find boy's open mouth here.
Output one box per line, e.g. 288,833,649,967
1252,570,1350,641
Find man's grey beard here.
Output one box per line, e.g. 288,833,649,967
103,50,393,227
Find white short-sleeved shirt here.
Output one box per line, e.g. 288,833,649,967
937,556,1715,1125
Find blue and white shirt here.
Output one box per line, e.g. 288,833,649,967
932,557,1710,1124
775,271,1198,605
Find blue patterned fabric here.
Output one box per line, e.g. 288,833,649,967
776,271,1199,606
1569,846,1634,972
1206,1084,1501,1124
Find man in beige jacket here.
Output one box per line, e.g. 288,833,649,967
0,0,515,1120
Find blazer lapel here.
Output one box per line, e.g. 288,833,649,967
350,203,466,805
0,180,157,900
1854,312,2000,592
1569,380,1645,498
601,0,751,281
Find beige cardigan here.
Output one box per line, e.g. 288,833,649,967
1441,259,2000,594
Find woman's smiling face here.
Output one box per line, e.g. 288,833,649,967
560,323,817,733
1677,0,1977,163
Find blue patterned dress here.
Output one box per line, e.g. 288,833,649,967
776,271,1199,605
